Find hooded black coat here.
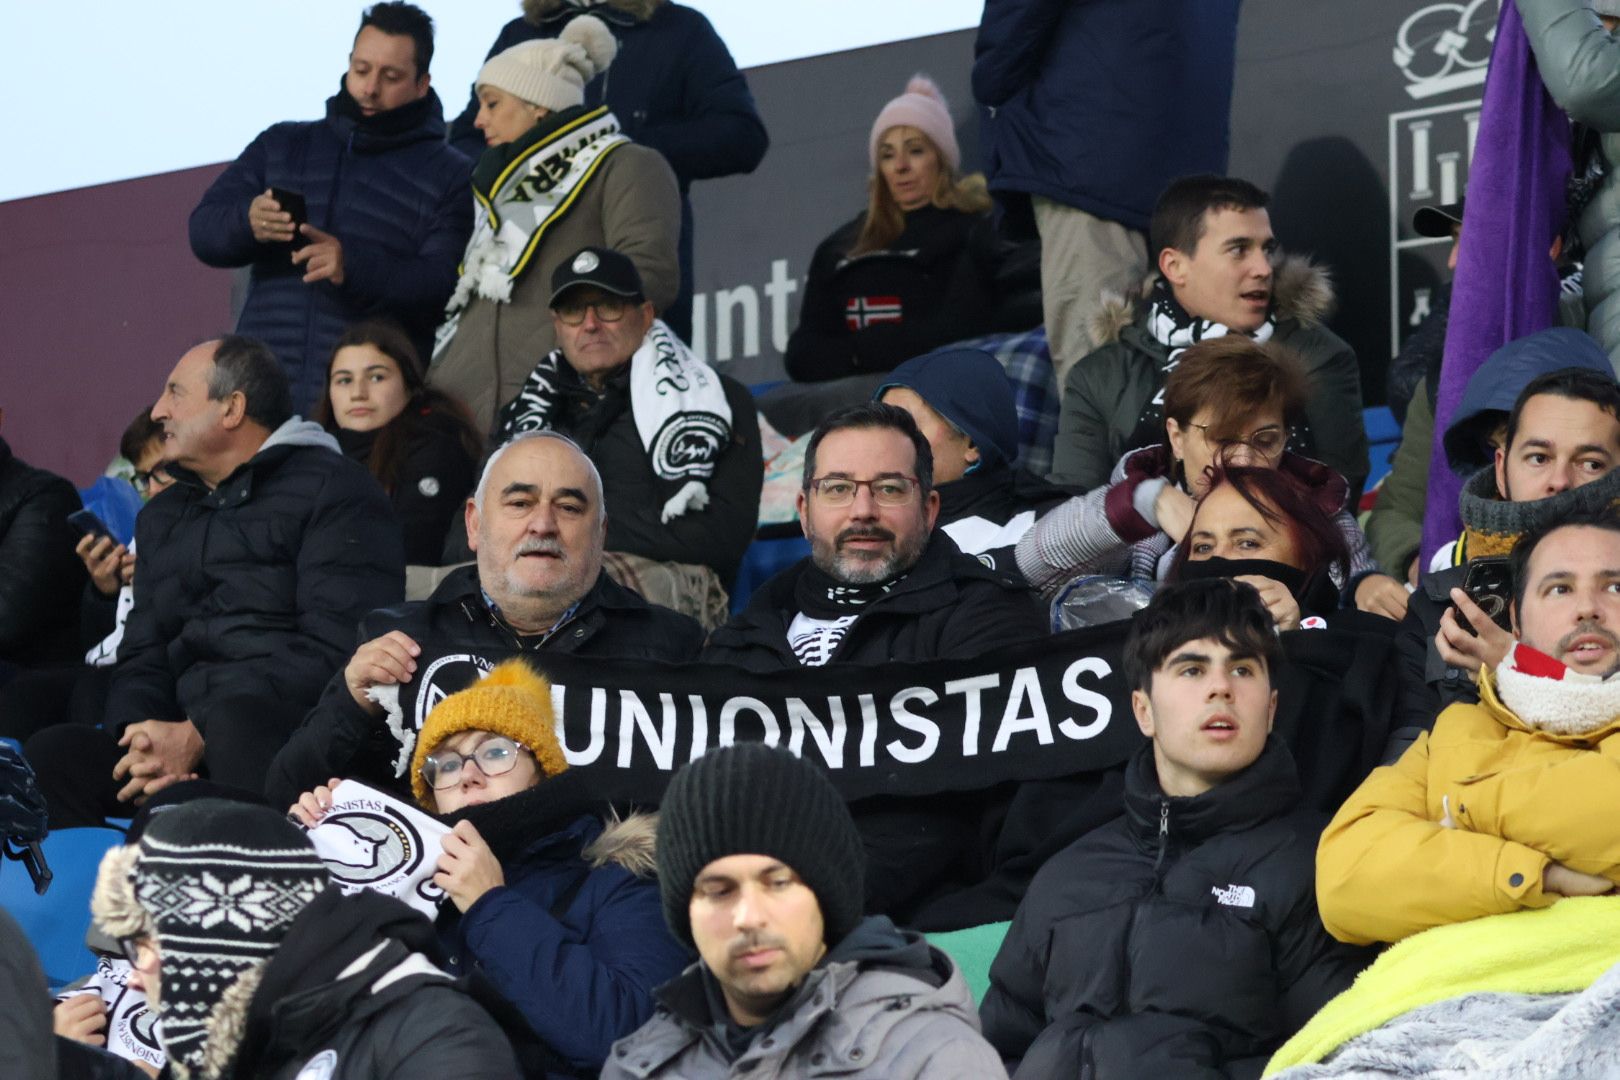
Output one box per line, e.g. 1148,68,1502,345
980,740,1370,1079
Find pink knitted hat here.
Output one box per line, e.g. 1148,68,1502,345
868,74,960,172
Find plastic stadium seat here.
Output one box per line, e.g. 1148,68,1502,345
1364,405,1400,490
925,921,1012,1005
729,534,811,614
1,825,124,987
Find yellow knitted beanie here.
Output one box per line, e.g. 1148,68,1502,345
409,658,568,806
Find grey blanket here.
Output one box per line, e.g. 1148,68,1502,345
1276,959,1620,1078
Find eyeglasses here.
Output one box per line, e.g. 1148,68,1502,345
554,296,629,326
133,468,173,495
806,476,921,506
1189,422,1287,458
118,935,158,971
420,735,529,790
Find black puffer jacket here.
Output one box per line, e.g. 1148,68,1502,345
703,532,1047,671
264,565,705,806
980,740,1369,1079
0,436,85,668
226,889,525,1080
105,421,404,735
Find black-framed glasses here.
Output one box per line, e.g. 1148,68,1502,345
1189,422,1287,457
554,297,629,326
133,467,173,495
118,935,157,970
420,735,529,790
806,476,920,506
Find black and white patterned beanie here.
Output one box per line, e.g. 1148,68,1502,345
92,799,330,1080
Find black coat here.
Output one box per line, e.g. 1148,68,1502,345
0,437,85,669
703,531,1049,671
264,566,705,806
980,741,1370,1080
784,206,1004,382
1392,563,1473,756
228,889,526,1080
335,410,478,565
936,462,1068,578
532,362,762,585
105,426,405,737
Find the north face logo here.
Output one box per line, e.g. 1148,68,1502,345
1211,883,1256,908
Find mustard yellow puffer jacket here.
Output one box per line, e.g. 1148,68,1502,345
1316,669,1620,946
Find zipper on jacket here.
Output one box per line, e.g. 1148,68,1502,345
1151,800,1170,876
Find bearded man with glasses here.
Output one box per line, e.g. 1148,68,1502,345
704,402,1047,916
487,246,761,628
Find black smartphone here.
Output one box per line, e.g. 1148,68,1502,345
269,187,308,248
67,508,118,546
1450,556,1513,634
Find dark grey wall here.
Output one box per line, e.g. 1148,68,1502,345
688,1,1493,400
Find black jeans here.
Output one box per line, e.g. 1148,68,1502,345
25,693,301,829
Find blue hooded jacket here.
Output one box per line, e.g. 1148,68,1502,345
1441,326,1615,474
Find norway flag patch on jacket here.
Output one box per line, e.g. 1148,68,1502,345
846,295,903,330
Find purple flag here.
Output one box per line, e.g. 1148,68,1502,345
1421,0,1571,567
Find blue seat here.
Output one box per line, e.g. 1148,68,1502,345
1363,405,1401,490
730,534,810,614
1,826,125,988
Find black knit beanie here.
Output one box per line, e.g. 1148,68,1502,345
656,743,866,949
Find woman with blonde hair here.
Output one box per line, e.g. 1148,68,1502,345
784,74,1005,382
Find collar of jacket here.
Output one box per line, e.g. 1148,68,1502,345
526,0,658,26
937,461,1066,527
1456,462,1620,561
637,916,935,1072
324,80,449,152
441,765,657,875
1092,253,1336,350
439,565,648,645
740,530,1019,631
1475,658,1620,742
1122,736,1302,852
471,103,597,195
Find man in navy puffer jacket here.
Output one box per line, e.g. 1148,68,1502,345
189,3,472,412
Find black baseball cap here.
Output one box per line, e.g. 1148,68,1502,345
1413,199,1465,238
549,246,645,307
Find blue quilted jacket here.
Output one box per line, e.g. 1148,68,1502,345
189,87,472,411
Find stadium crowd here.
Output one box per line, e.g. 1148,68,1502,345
8,0,1620,1077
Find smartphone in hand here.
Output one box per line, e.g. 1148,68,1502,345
1449,557,1513,635
67,508,118,546
270,187,309,249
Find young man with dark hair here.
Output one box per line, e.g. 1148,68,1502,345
189,1,471,413
982,578,1368,1078
24,337,405,827
1393,350,1620,745
1050,173,1368,498
1320,506,1620,946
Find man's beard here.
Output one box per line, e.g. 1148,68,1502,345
808,521,928,585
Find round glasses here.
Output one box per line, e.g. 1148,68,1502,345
554,296,628,326
1190,422,1287,458
420,735,529,790
806,476,920,507
118,934,158,971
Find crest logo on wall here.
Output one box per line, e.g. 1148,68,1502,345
1388,1,1496,355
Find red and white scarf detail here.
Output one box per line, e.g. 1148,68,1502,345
1494,642,1620,736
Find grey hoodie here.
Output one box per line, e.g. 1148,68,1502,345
602,916,1008,1079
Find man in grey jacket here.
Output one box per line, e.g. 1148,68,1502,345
603,743,1007,1079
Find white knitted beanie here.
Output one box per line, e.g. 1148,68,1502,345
476,15,618,113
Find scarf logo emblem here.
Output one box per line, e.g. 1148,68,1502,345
295,1049,339,1080
651,412,729,481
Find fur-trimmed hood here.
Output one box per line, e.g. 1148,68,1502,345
583,809,659,877
1090,254,1337,347
524,0,663,24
